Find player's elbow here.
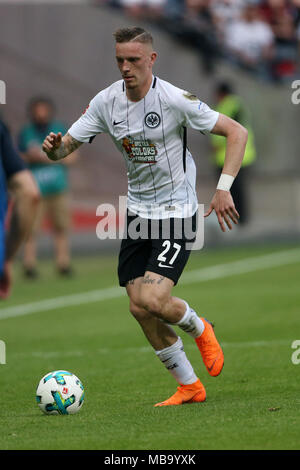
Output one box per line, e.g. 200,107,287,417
230,121,248,147
213,115,248,145
239,124,248,145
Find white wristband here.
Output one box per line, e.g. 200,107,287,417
216,174,234,192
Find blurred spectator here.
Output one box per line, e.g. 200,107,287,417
117,0,166,20
293,0,300,25
210,81,256,225
211,0,245,39
180,0,219,72
224,3,275,78
260,0,299,81
164,0,185,19
259,0,288,24
100,0,299,83
18,97,78,279
161,0,219,73
0,118,39,299
271,9,299,80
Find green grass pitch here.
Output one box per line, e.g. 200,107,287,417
0,242,299,450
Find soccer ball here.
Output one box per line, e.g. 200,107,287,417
36,370,85,415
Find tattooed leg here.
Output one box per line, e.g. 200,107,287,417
138,271,186,324
126,276,178,350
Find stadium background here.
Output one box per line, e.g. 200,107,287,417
0,0,299,255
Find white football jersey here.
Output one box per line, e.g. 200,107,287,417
68,76,219,219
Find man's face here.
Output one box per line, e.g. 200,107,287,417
31,102,52,125
115,41,157,90
244,5,258,22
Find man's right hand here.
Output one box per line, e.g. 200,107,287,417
42,132,62,159
42,132,82,161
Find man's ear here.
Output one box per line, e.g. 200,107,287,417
150,51,157,65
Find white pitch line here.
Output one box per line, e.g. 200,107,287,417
0,286,125,320
9,339,292,359
181,247,300,283
0,247,299,321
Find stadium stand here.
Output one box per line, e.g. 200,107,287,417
0,2,299,255
96,0,300,83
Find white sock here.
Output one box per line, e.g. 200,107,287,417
175,301,205,339
155,337,198,385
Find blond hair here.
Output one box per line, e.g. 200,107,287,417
113,27,153,46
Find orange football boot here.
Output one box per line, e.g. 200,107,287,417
154,379,206,407
195,318,224,377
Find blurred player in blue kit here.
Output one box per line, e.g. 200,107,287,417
0,119,39,299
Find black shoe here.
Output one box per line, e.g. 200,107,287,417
24,267,39,279
57,266,74,277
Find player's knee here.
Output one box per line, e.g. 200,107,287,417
129,301,151,322
138,293,165,319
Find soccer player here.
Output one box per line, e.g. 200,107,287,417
42,27,248,406
0,119,40,299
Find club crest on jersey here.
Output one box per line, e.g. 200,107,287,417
144,112,161,129
122,136,157,164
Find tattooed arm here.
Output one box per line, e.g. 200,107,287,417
42,132,82,161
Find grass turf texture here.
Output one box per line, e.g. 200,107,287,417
0,242,299,450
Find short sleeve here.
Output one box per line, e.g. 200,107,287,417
165,87,219,134
181,96,219,134
0,123,26,179
68,93,108,143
